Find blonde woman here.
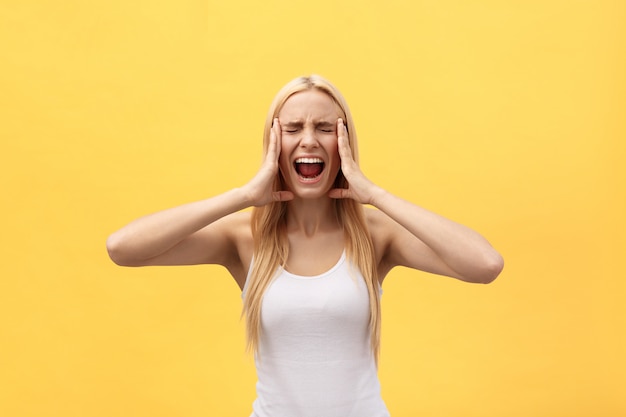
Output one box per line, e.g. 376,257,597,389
106,75,504,417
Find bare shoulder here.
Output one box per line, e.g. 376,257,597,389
217,210,252,236
215,211,253,285
364,208,394,277
364,207,394,243
224,211,253,257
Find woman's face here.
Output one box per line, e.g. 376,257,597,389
277,89,342,199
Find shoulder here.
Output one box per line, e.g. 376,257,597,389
216,211,253,288
219,210,252,233
365,207,388,227
364,208,395,276
217,210,253,260
364,207,394,242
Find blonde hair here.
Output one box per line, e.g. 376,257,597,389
242,75,381,362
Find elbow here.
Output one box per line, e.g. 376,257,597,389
476,251,504,284
106,233,136,267
457,250,504,284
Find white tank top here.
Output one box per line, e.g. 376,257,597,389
243,251,390,417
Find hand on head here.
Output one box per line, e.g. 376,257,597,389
243,118,294,207
328,118,377,205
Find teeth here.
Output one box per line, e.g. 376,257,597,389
295,157,323,164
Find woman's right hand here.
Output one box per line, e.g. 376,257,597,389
242,118,294,207
107,118,291,267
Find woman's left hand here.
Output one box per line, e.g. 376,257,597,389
329,120,503,284
328,119,383,206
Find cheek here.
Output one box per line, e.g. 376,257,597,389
326,138,340,162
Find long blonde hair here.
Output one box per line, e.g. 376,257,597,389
242,75,381,362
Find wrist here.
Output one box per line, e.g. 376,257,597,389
367,185,388,207
230,186,255,210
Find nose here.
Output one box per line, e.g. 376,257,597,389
299,127,319,148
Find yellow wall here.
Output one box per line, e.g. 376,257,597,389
1,1,624,416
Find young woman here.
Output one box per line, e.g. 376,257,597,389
106,75,504,417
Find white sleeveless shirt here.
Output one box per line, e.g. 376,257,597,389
243,251,390,417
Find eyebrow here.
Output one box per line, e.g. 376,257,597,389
281,121,303,128
281,120,336,128
316,121,335,128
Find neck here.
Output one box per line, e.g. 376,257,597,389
285,197,339,237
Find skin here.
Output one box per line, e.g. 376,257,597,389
106,89,504,289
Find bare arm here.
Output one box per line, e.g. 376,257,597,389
106,119,293,271
106,190,250,267
367,194,504,283
329,119,503,284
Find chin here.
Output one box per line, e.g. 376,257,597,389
282,182,324,200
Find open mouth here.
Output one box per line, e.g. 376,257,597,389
294,157,325,180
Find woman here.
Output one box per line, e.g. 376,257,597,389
106,75,504,417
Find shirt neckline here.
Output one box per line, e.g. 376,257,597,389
280,250,346,280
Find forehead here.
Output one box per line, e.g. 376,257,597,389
278,89,341,121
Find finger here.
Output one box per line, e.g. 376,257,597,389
267,118,281,164
273,190,294,202
328,188,351,199
267,120,277,162
336,119,353,161
272,118,281,163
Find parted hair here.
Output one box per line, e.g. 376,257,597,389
242,75,381,363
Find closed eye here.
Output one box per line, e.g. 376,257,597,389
316,122,336,133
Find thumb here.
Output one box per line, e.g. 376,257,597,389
273,191,294,202
328,188,351,199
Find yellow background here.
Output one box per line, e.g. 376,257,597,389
1,1,624,416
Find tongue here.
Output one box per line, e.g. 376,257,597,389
298,163,323,178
